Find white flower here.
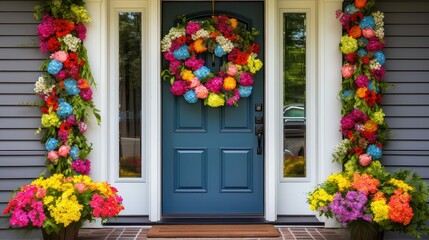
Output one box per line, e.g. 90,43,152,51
372,11,384,28
34,76,55,95
191,29,209,40
63,34,81,52
375,27,385,39
370,59,381,70
161,27,185,52
215,36,234,53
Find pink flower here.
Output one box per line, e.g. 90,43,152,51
47,151,59,162
35,188,46,199
74,182,87,193
55,70,68,80
164,51,175,61
75,23,87,41
341,64,355,79
37,15,55,40
52,51,68,62
185,56,204,71
169,60,182,75
355,74,369,88
227,65,238,76
72,159,91,175
189,77,201,89
205,77,223,94
359,153,372,166
58,131,69,143
186,22,201,35
362,28,375,39
58,145,71,157
78,121,87,133
67,115,77,125
195,85,208,99
170,80,188,96
80,88,93,101
226,90,240,106
239,72,254,86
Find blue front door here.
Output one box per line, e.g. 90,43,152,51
162,1,264,216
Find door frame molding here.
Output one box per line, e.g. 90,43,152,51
147,0,278,222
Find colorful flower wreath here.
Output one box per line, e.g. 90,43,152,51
161,15,263,107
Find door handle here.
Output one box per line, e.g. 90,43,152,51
255,126,263,155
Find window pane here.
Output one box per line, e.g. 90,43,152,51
119,12,142,178
283,13,306,178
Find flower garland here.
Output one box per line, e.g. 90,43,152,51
161,15,263,107
308,0,429,237
334,0,388,170
34,0,100,176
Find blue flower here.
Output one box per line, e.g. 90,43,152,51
47,59,63,75
70,146,80,160
45,138,59,151
184,90,198,104
239,86,252,98
345,4,359,14
342,90,352,99
356,48,367,57
57,102,73,118
58,98,65,103
64,78,81,95
214,44,226,57
374,51,385,65
359,16,375,29
194,66,210,80
367,81,375,92
173,45,190,60
367,144,382,159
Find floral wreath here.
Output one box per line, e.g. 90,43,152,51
161,15,263,107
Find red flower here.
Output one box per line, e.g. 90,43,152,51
364,89,377,106
54,19,75,37
246,43,260,55
47,37,60,52
376,93,383,104
362,56,370,65
59,122,71,133
351,12,364,22
345,53,358,64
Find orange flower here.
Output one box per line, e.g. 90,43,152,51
356,87,367,98
191,38,207,53
351,172,379,195
78,79,89,89
364,120,378,132
388,189,414,225
230,18,238,28
223,77,237,90
373,191,386,201
349,25,362,38
355,0,367,9
210,32,219,39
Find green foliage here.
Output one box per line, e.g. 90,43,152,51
34,0,86,21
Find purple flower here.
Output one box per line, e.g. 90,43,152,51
366,39,384,51
355,74,369,88
239,72,254,86
78,121,87,133
351,109,368,122
58,131,69,143
66,115,77,125
205,77,223,94
72,159,91,175
170,81,188,96
186,22,201,35
329,191,371,225
371,67,386,81
37,15,55,40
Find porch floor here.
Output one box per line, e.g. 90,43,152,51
78,227,349,240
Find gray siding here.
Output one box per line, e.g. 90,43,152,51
378,0,429,239
0,0,44,238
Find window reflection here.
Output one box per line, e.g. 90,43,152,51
283,13,306,178
119,12,142,178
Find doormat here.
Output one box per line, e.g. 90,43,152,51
147,224,280,238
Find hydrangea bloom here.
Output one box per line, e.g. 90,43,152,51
373,51,385,65
183,90,198,104
367,144,382,159
359,16,376,29
70,146,80,160
173,45,190,60
57,101,73,118
45,138,59,151
239,86,252,98
214,44,227,57
193,66,210,80
329,191,372,225
64,78,80,95
72,159,91,175
47,59,63,75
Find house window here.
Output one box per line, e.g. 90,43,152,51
118,12,142,178
283,13,306,178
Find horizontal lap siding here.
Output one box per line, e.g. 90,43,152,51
0,0,45,238
377,2,429,239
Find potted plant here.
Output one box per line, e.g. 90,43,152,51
2,174,124,240
308,162,429,239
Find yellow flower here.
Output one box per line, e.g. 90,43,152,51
371,110,385,125
308,189,333,211
247,54,263,74
181,69,194,81
49,195,83,226
371,199,389,223
223,77,237,90
230,18,238,28
389,178,414,192
71,5,92,23
327,173,351,192
206,93,225,107
340,35,358,54
41,112,61,128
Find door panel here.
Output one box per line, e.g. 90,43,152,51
162,1,264,216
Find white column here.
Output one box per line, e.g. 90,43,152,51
317,0,343,227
